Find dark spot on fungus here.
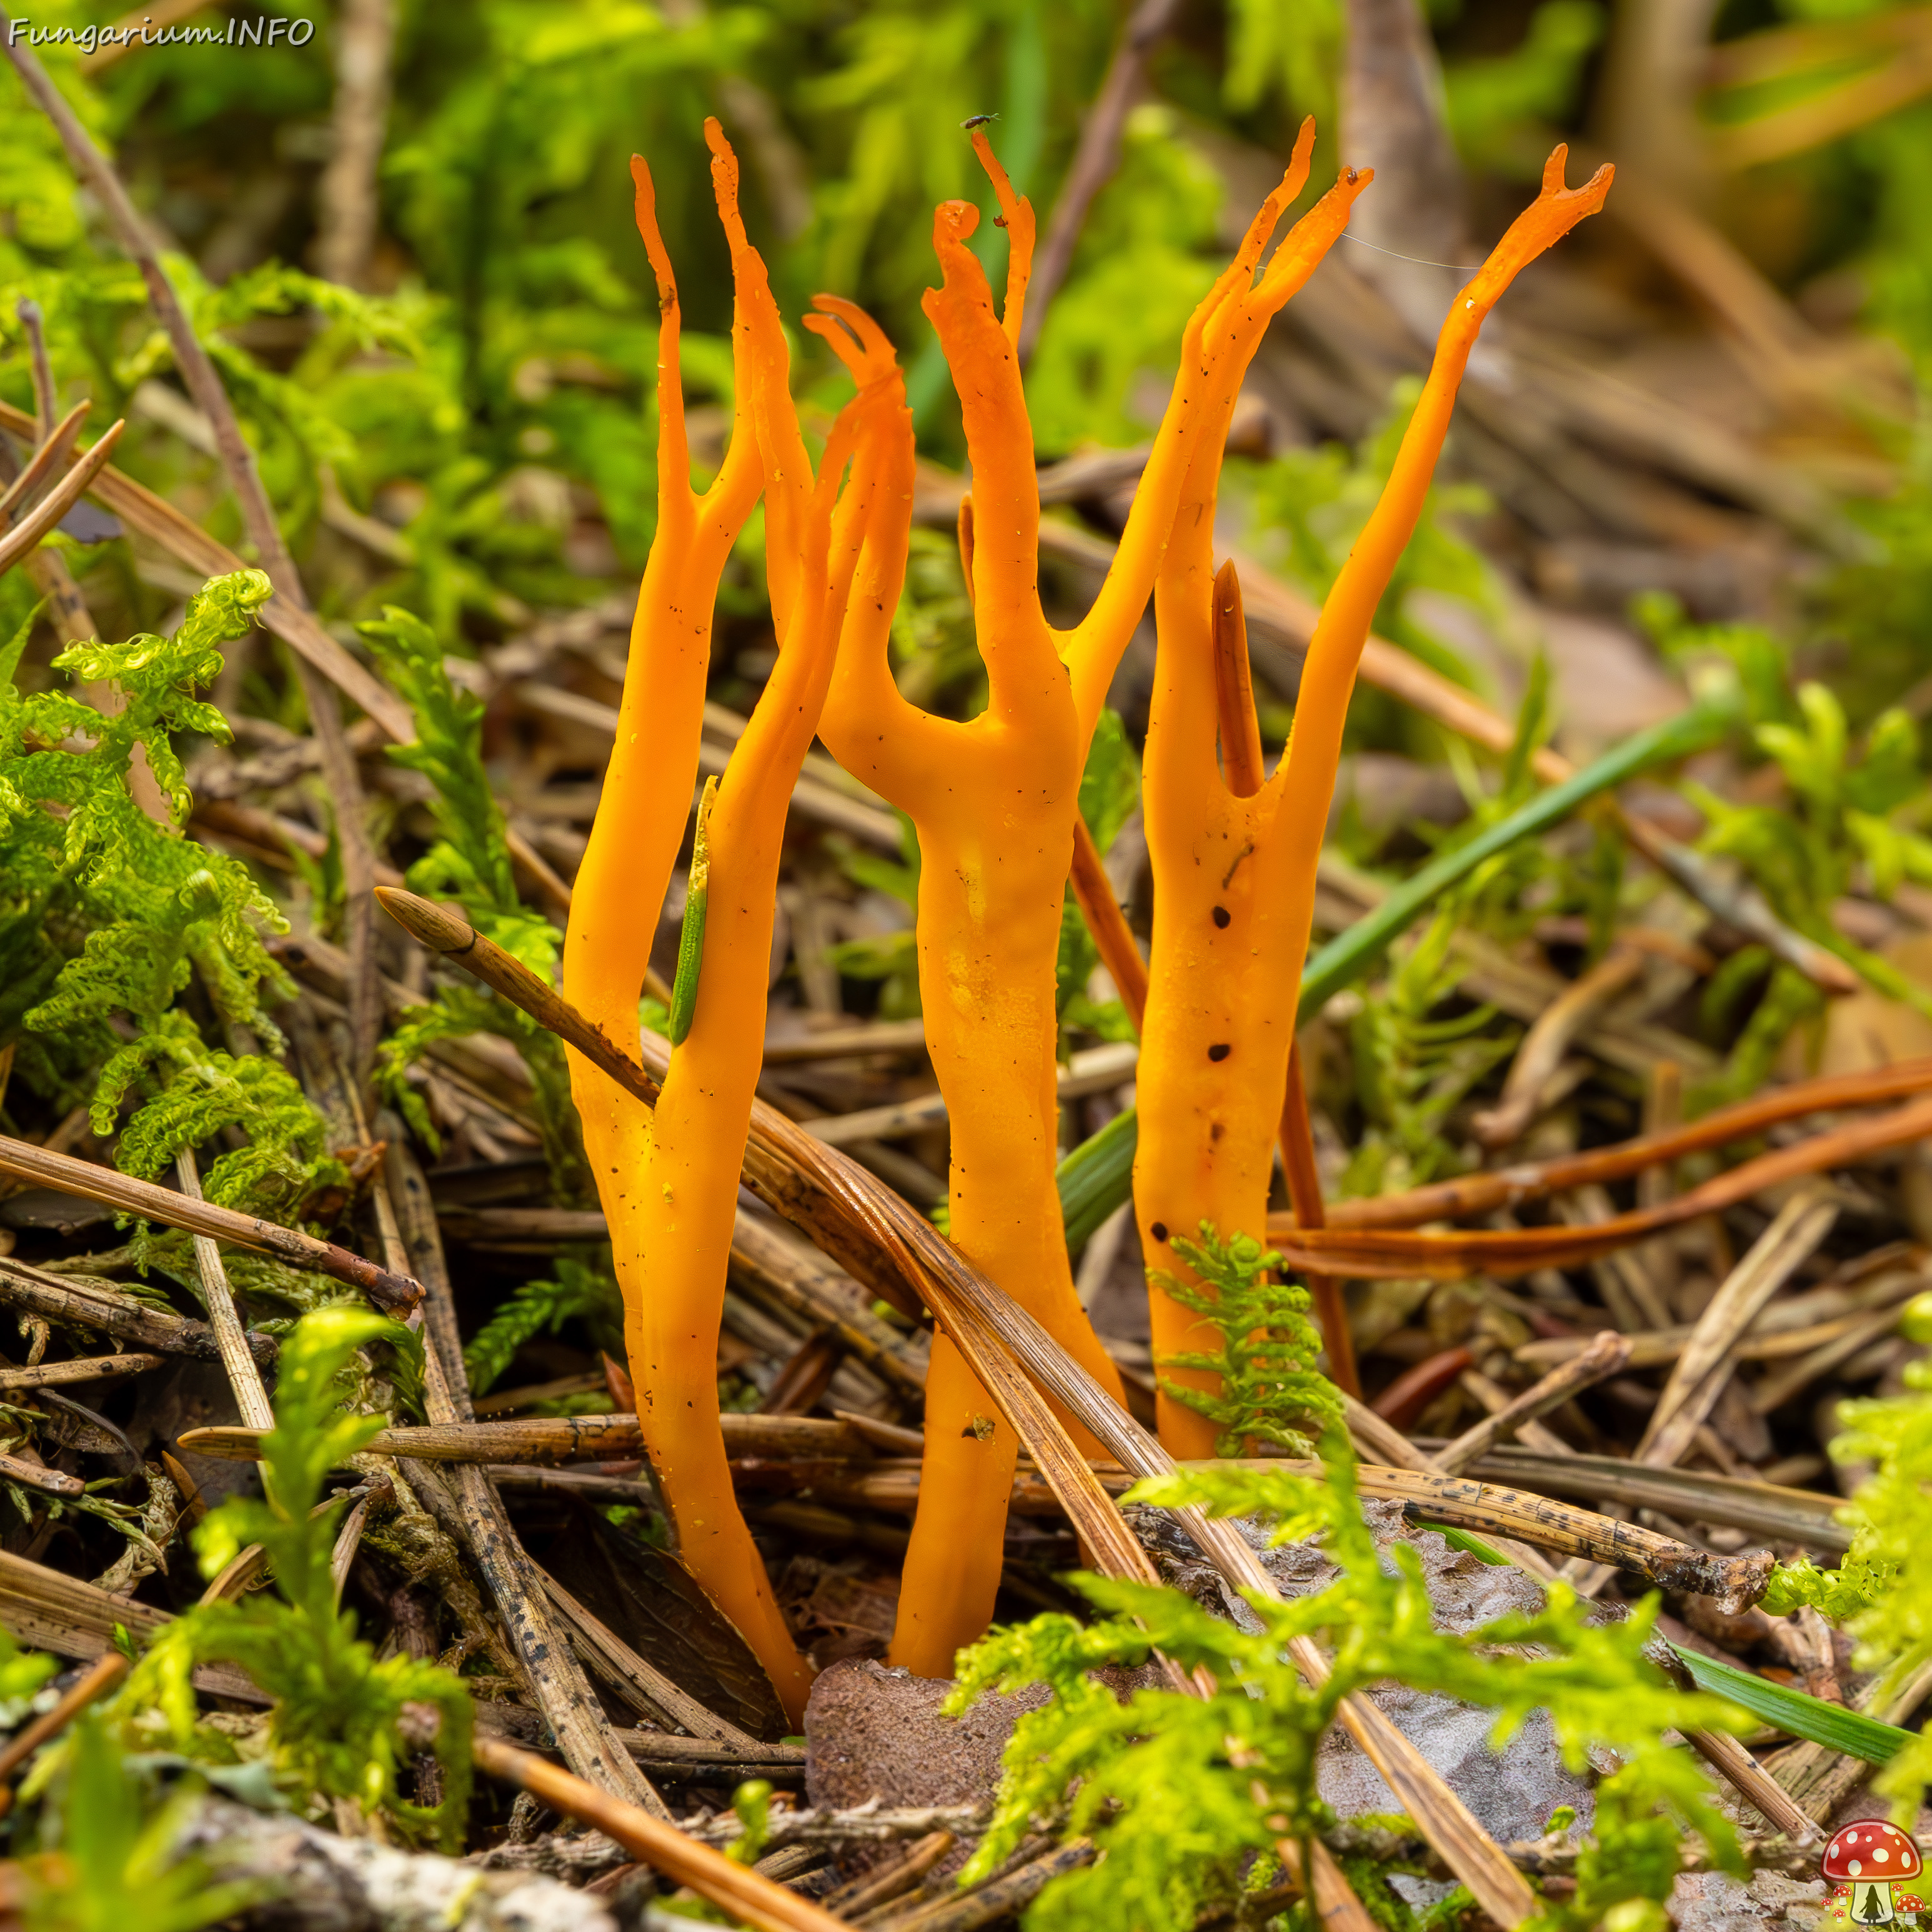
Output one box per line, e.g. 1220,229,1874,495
1208,1043,1231,1062
1212,905,1230,928
1150,1222,1169,1243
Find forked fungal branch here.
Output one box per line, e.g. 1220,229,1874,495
562,121,907,1724
817,122,1375,1676
1133,148,1614,1455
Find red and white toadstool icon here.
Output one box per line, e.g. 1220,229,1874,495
1822,1821,1925,1927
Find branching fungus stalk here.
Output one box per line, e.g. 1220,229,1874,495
1135,149,1613,1455
563,123,904,1723
819,124,1372,1676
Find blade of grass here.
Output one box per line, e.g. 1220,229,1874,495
1297,700,1734,1016
1669,1644,1913,1763
1051,699,1735,1242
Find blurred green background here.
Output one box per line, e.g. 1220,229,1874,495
2,0,1930,739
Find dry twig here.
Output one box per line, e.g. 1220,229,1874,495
0,1135,423,1314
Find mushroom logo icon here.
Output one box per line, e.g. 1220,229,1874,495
1823,1823,1925,1926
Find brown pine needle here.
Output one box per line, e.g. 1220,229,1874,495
0,1136,422,1313
474,1736,854,1932
1328,1055,1932,1230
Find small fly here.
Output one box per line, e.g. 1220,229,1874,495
960,113,998,129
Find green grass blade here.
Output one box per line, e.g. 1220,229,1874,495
1667,1641,1912,1762
1296,700,1731,1018
1415,1521,1513,1566
1055,703,1730,1250
1058,1106,1138,1252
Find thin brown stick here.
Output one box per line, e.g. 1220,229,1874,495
1463,1447,1852,1553
0,397,91,524
1333,1058,1932,1229
957,491,975,603
802,1043,1136,1148
1067,815,1148,1025
1471,947,1647,1149
539,1568,760,1749
0,1255,274,1366
880,1840,1097,1932
1638,1190,1836,1463
1434,1330,1631,1475
763,1018,929,1064
329,1492,372,1607
474,1737,857,1932
1457,1367,1572,1458
1233,1461,1773,1611
1746,1306,1905,1417
622,1733,810,1778
0,1651,126,1817
1210,560,1268,798
0,1136,422,1315
180,1413,906,1465
175,1148,274,1433
18,296,56,435
1690,1730,1823,1841
382,1137,471,1419
0,419,124,575
1264,1095,1932,1275
1017,0,1188,364
0,1453,82,1499
0,1353,162,1392
314,0,396,289
1278,1042,1360,1397
823,1833,958,1918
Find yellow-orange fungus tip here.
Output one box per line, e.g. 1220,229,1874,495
936,200,980,244
1134,152,1607,1451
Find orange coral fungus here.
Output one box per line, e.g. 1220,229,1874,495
1134,149,1613,1455
817,124,1372,1677
562,122,906,1726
